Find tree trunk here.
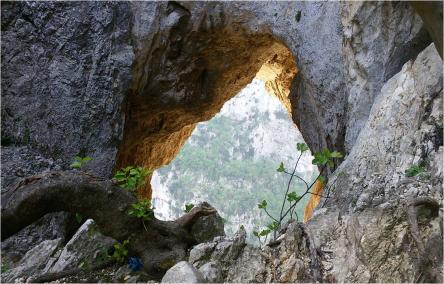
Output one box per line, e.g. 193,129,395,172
1,171,219,277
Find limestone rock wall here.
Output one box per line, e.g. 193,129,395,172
328,44,442,213
1,1,134,179
2,1,432,197
1,2,442,282
341,1,432,151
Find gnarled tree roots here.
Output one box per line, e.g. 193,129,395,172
1,171,221,277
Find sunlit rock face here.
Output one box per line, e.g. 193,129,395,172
307,44,443,283
151,79,318,242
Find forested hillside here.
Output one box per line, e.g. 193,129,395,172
151,80,318,243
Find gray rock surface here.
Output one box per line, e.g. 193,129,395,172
1,1,442,283
328,43,443,213
190,210,225,244
198,261,223,283
341,1,432,151
49,219,116,273
2,238,62,282
189,223,318,283
161,261,205,283
2,219,121,283
1,146,62,189
1,212,77,267
1,1,133,178
1,1,430,181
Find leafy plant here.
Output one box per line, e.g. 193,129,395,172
312,149,343,168
277,162,285,172
267,221,279,231
297,142,309,153
96,247,112,263
286,191,300,202
114,166,151,192
112,240,129,264
405,162,426,177
70,156,92,169
184,203,195,213
258,200,267,209
256,143,342,243
128,199,155,221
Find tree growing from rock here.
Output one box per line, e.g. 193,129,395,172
1,171,223,278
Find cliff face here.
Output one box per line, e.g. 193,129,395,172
2,2,430,192
1,1,442,282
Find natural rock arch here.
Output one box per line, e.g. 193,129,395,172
115,3,299,198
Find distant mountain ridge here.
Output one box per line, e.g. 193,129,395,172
151,79,318,243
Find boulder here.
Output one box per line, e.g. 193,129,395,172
198,261,223,283
190,204,225,243
49,219,115,273
161,261,205,283
2,238,62,282
1,211,77,268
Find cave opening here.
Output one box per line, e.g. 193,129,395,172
115,32,321,242
151,78,319,243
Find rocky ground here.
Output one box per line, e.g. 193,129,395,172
1,1,442,283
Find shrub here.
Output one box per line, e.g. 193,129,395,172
114,166,151,192
255,143,342,243
112,240,129,264
128,199,155,221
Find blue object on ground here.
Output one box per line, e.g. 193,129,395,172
128,256,143,271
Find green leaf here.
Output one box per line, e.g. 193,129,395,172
297,143,309,153
318,176,326,185
330,151,343,158
82,156,92,162
128,199,154,221
184,203,195,213
259,229,271,236
258,200,267,209
70,156,92,169
70,161,82,169
287,191,300,202
277,162,285,172
312,153,328,166
327,160,334,168
267,221,279,231
321,149,331,157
